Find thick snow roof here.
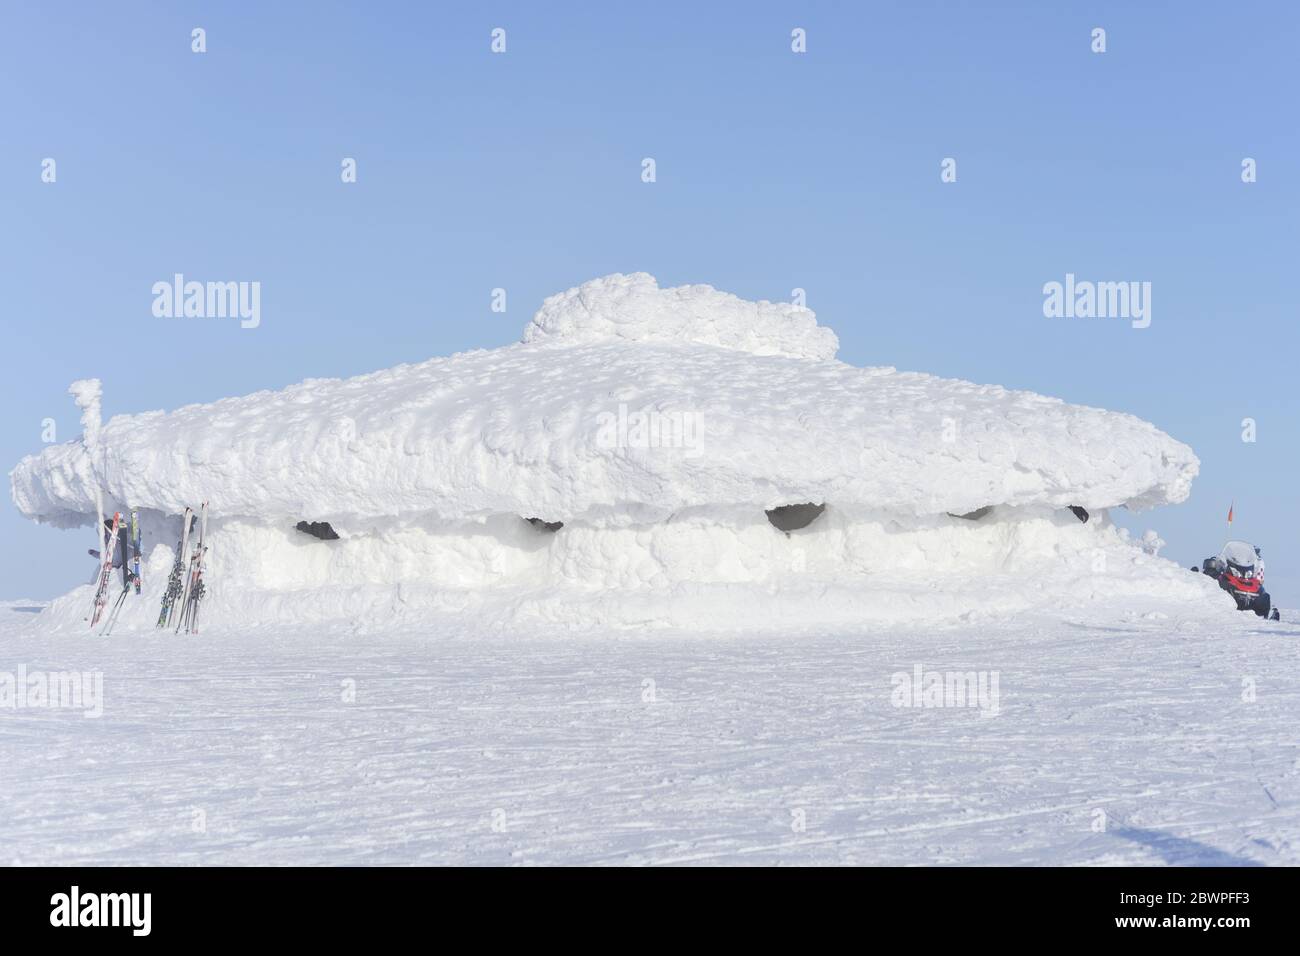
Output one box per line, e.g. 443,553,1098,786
11,274,1197,527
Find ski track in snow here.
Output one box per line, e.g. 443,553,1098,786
1,604,1297,866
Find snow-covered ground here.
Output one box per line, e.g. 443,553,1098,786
2,601,1295,866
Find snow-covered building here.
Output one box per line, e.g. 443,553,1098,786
12,274,1221,631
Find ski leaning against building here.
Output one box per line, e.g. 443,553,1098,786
88,512,122,629
98,510,143,636
157,507,193,630
87,509,147,635
8,274,1275,633
174,502,209,634
149,503,211,634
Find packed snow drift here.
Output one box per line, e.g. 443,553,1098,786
11,273,1228,631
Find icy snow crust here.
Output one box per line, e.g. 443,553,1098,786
11,273,1214,630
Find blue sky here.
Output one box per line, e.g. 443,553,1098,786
2,1,1296,600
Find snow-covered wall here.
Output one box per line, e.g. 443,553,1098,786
12,274,1215,631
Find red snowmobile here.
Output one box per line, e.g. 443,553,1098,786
1195,540,1280,620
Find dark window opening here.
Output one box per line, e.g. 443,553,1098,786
296,520,339,540
526,517,564,533
766,503,825,533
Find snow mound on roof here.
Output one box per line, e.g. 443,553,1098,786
522,273,838,360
